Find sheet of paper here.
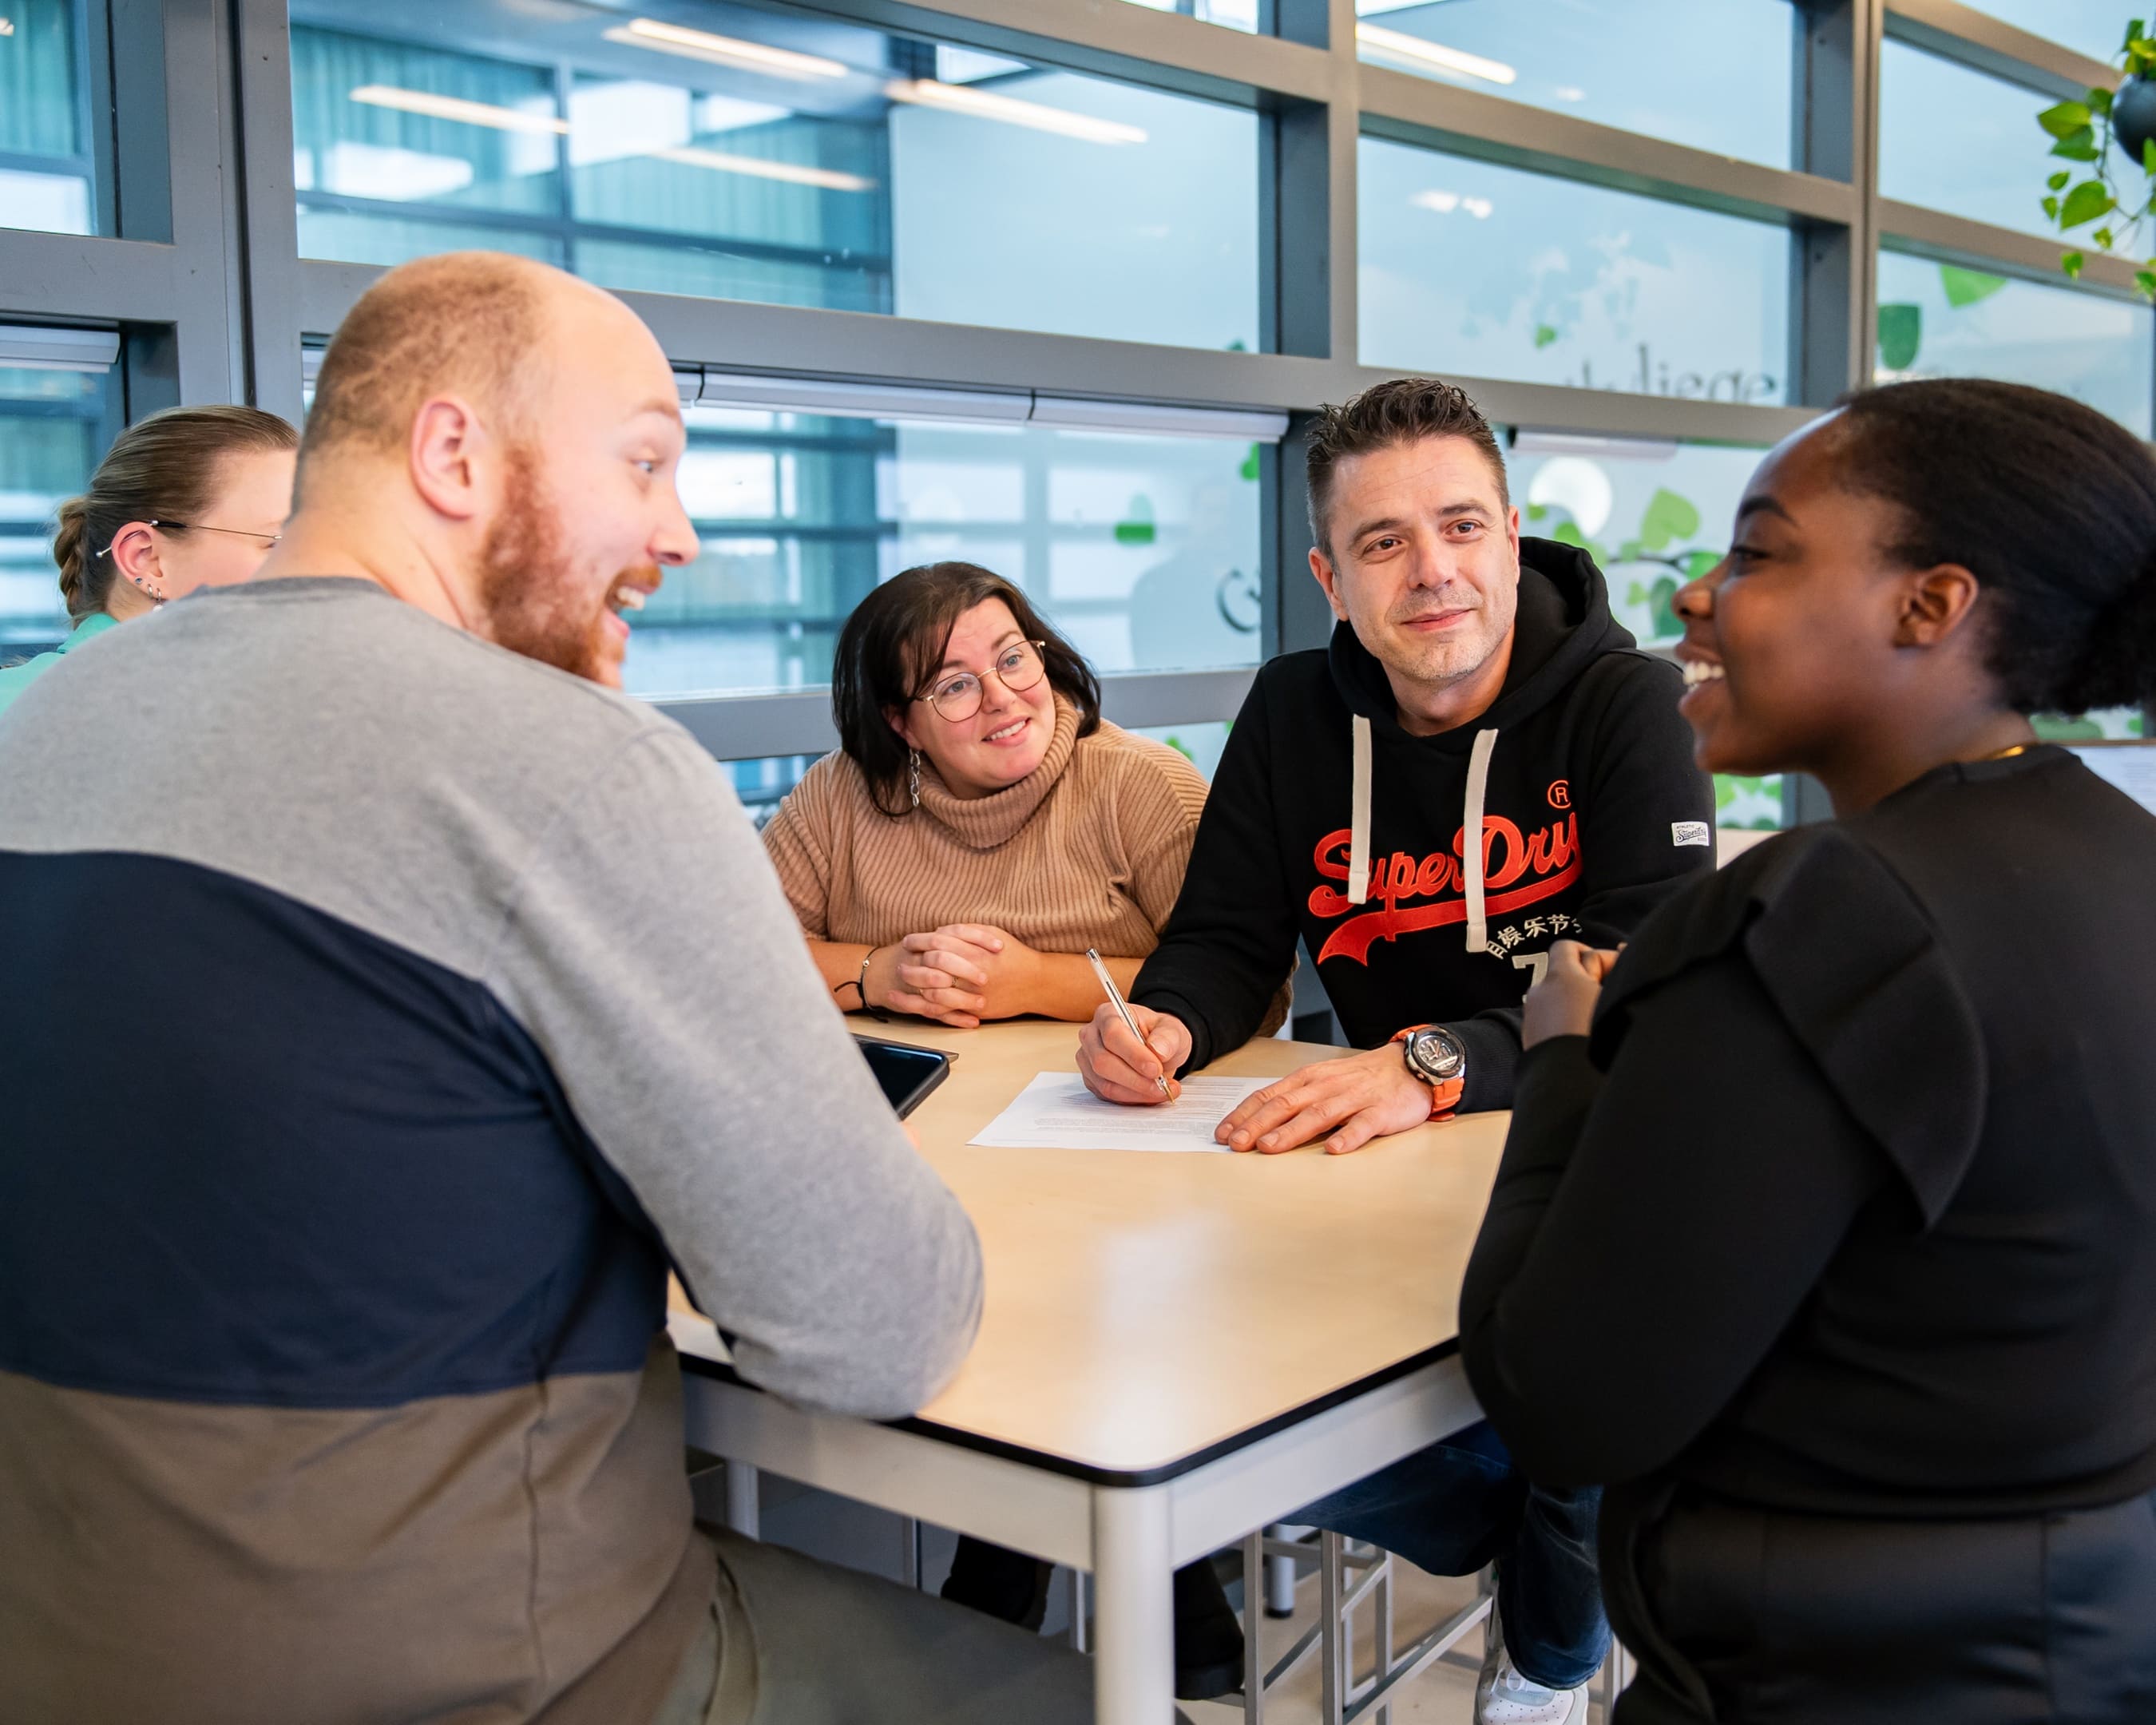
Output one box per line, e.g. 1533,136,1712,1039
969,1072,1283,1152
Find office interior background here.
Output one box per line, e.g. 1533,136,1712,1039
2,0,2147,846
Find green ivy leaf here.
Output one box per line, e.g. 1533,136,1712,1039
1617,538,1646,561
2095,224,2118,249
2048,169,2072,191
2043,195,2062,219
1638,487,1702,553
1877,301,1922,371
2138,268,2156,298
1680,549,1722,581
2039,99,2093,137
2126,18,2147,52
2063,249,2087,279
2144,136,2156,174
1239,442,1261,482
2091,85,2115,117
1533,323,1560,349
2051,126,2102,162
2060,180,2116,228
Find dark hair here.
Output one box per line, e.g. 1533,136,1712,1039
53,405,297,622
1828,379,2156,715
1304,376,1509,557
831,561,1101,816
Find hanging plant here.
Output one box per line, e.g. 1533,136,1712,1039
2037,18,2156,297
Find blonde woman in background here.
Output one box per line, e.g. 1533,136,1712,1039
0,406,297,719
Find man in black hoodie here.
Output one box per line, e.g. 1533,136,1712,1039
1078,378,1712,1722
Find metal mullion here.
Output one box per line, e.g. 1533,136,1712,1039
156,0,241,402
1358,68,1860,231
0,230,180,323
232,0,306,421
788,0,1338,106
1884,0,2118,101
1878,200,2149,299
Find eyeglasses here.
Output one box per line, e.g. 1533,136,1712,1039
96,520,283,559
916,640,1048,722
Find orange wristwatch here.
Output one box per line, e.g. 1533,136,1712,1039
1390,1024,1467,1120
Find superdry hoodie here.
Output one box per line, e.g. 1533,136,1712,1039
1133,537,1714,1112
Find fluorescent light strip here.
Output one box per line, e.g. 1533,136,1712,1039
1355,24,1517,85
349,85,569,135
883,80,1147,145
649,145,874,192
603,20,846,81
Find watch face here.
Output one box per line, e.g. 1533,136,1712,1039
1410,1029,1464,1081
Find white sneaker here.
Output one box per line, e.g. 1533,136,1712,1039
1476,1600,1588,1725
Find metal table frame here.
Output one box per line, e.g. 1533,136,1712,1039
676,1320,1483,1725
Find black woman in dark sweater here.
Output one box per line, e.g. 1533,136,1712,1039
1463,378,2156,1723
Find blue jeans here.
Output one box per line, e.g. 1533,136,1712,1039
1294,1421,1608,1691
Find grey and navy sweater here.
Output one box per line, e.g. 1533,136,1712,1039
0,577,982,1724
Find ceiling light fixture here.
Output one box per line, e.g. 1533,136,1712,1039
602,19,846,81
883,79,1147,145
349,85,569,134
1356,24,1517,86
648,145,874,192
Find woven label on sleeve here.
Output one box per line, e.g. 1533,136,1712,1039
1672,821,1712,847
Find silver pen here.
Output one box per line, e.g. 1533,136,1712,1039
1085,947,1174,1102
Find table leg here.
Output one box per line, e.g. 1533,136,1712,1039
1091,1484,1175,1725
724,1461,759,1538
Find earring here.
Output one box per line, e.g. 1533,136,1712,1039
136,575,165,605
909,748,921,810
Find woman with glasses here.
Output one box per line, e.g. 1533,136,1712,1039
765,558,1247,1033
764,560,1282,1689
0,405,297,720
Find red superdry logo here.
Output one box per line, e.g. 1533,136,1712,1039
1307,809,1583,965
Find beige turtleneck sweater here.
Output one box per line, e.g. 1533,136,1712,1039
762,700,1207,959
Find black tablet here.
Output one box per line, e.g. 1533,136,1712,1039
852,1035,953,1120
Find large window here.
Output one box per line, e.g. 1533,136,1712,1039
629,405,1265,700
1359,135,1791,401
1874,251,2154,436
0,364,113,656
1355,0,1797,172
0,0,97,235
1878,40,2052,240
290,0,1258,348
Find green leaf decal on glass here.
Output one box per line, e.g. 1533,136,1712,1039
1239,442,1261,482
1115,493,1156,546
1526,502,1549,521
1534,323,1560,349
2039,100,2092,139
1680,549,1722,580
1877,301,1922,370
1638,488,1701,553
1939,265,2008,307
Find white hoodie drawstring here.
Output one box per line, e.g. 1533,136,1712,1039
1348,715,1373,904
1461,727,1499,954
1347,716,1501,956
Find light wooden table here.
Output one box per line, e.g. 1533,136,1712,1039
671,1019,1504,1724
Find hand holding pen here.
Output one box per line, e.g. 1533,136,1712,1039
1077,950,1191,1106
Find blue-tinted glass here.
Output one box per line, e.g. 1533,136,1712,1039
290,0,1257,350
1359,136,1791,402
1878,40,2055,238
1874,250,2154,436
0,366,114,655
1,0,97,235
1120,0,1257,31
1355,0,1797,170
1964,3,2128,61
1129,721,1230,779
625,408,1263,700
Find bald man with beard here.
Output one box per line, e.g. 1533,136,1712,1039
0,255,1107,1724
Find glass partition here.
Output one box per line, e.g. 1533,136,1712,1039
290,0,1258,348
1355,0,1797,172
0,364,115,658
1360,134,1792,401
1878,39,2054,240
1,0,99,235
1874,250,2154,435
626,404,1265,700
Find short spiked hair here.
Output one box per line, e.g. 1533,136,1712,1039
1305,377,1508,558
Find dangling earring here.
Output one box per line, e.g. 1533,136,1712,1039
908,748,922,810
